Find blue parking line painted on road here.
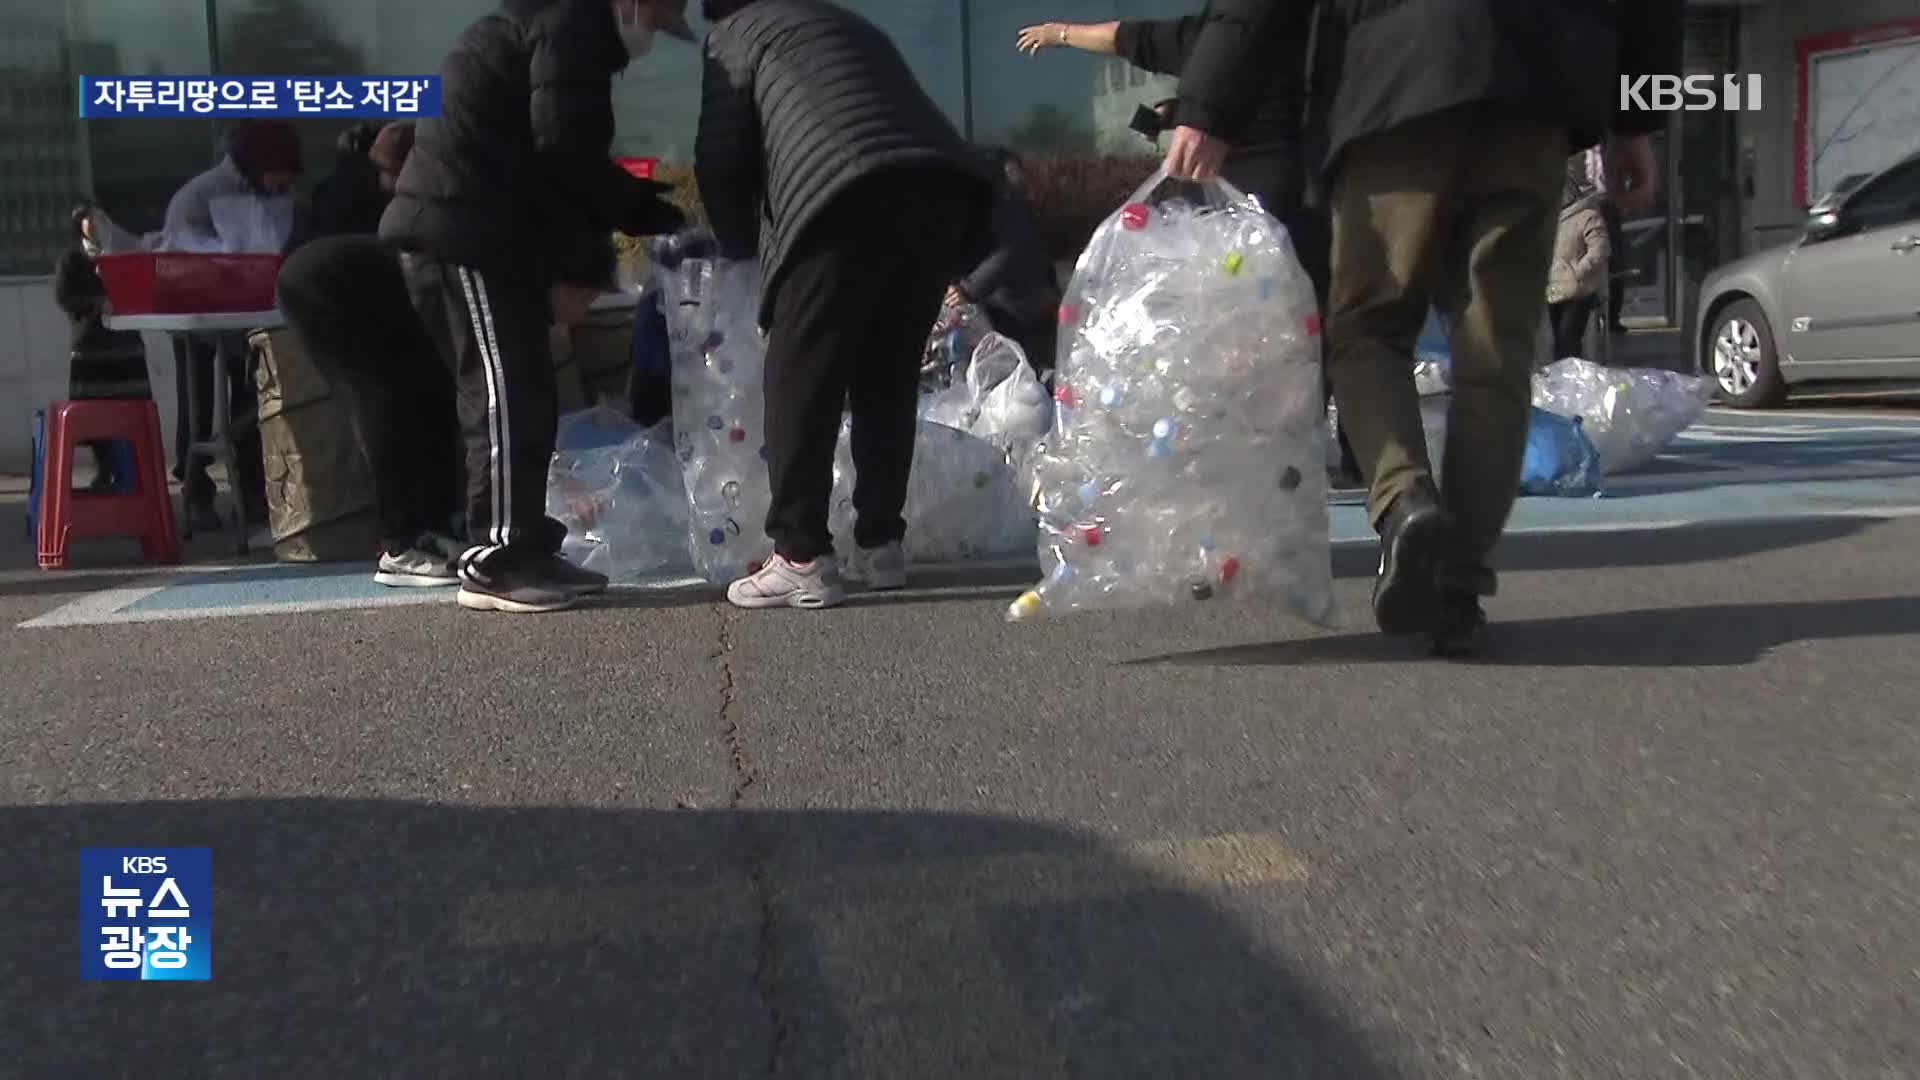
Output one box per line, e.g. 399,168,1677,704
121,563,426,612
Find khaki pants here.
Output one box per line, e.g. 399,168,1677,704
1326,101,1568,596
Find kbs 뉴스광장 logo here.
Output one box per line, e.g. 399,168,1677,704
80,849,211,981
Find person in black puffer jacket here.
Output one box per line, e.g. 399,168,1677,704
288,122,414,251
1164,0,1681,657
379,0,693,614
697,0,994,612
948,147,1061,377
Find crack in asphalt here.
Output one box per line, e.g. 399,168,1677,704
716,605,792,1076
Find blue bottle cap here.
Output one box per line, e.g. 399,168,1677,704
1100,385,1120,408
708,528,727,545
1153,418,1175,440
707,415,724,430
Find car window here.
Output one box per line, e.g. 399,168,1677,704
1844,161,1920,229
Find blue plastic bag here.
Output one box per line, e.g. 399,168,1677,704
1519,407,1603,498
1414,308,1450,372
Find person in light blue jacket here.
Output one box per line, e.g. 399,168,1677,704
161,119,305,529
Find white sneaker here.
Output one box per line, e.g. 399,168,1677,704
726,554,846,610
374,533,461,588
840,542,907,591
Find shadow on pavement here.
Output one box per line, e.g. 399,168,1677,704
2,800,1392,1078
1331,516,1874,581
1136,596,1920,669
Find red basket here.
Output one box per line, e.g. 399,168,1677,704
615,156,659,179
95,252,284,315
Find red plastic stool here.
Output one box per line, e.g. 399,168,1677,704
37,400,181,569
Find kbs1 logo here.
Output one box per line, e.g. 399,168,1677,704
1621,74,1763,112
80,848,212,981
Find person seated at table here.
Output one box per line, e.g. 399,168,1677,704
287,121,416,251
380,0,693,613
162,119,305,532
54,203,154,491
947,147,1060,377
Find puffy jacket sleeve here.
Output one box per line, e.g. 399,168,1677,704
695,37,765,261
54,247,105,318
1613,0,1685,136
1573,208,1610,289
1173,0,1312,141
527,4,684,242
1112,17,1202,78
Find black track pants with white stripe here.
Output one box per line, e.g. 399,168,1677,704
400,253,566,563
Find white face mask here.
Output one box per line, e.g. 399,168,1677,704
617,4,655,59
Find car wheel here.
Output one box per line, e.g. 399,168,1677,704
1708,300,1786,408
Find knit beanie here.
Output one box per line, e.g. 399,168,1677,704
229,120,304,179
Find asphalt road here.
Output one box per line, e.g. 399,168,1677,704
2,399,1917,1078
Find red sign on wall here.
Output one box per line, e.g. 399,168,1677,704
615,156,659,179
1793,17,1920,206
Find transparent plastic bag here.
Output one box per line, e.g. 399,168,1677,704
1531,358,1713,474
1012,170,1334,623
1517,406,1603,498
830,418,1035,564
546,408,691,580
659,255,775,584
919,332,1052,464
924,299,991,392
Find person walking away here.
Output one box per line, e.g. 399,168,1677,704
54,203,154,491
1547,157,1611,361
381,0,693,614
1585,145,1630,336
162,119,304,532
288,122,415,250
1015,9,1359,480
1163,0,1679,656
696,0,994,611
948,147,1061,377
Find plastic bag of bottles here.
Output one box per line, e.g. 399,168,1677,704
919,332,1053,465
547,407,692,579
1531,358,1713,474
1013,171,1334,623
923,298,991,392
659,254,776,583
1517,406,1603,497
829,418,1036,564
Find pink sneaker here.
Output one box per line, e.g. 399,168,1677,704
726,554,846,610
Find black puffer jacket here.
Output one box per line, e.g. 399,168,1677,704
380,0,683,290
696,0,993,323
1117,13,1319,215
1178,0,1683,180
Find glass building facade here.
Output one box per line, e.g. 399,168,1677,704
1,0,1193,276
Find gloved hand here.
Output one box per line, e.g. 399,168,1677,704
618,178,686,238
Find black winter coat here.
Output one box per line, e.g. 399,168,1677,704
54,245,151,399
1177,0,1683,181
960,170,1059,330
380,0,682,291
1117,13,1320,216
696,0,993,324
289,153,388,251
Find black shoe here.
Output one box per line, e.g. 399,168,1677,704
1372,486,1447,636
456,549,578,614
1428,590,1488,658
541,553,609,597
187,502,224,532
